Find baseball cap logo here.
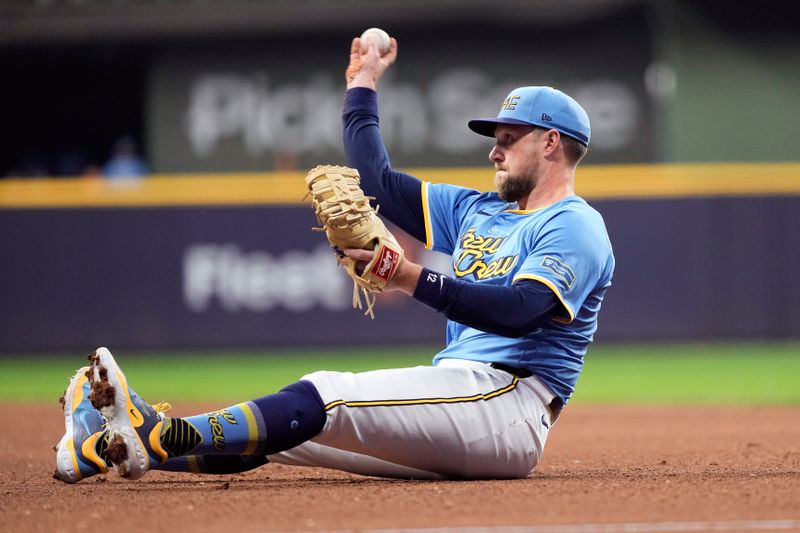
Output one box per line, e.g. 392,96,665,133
501,95,520,111
541,113,552,121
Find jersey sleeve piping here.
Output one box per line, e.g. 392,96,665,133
421,181,434,250
512,273,575,323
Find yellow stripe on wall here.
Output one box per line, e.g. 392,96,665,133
574,162,800,199
1,163,798,209
0,172,309,209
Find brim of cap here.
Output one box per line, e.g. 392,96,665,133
468,116,589,145
467,117,533,137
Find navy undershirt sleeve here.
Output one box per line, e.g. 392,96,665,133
343,87,426,243
413,269,560,338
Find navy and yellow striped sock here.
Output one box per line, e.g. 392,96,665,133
160,402,264,457
158,380,326,458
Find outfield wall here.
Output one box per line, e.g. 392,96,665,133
1,163,798,352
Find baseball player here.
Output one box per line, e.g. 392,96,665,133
54,35,614,483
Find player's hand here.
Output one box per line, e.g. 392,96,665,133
345,37,398,90
344,248,421,295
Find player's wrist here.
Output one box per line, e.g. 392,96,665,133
346,70,378,90
390,259,423,295
412,268,451,311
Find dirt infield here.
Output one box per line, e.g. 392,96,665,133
1,403,798,533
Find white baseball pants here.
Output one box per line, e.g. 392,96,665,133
267,359,556,479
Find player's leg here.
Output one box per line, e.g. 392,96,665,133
59,348,553,481
270,359,555,479
54,359,439,481
82,347,326,480
51,364,426,480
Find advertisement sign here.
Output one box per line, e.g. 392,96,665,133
148,16,652,173
0,206,448,352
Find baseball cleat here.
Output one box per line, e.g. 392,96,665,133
86,347,169,480
53,366,110,483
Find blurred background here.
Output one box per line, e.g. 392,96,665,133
0,0,798,364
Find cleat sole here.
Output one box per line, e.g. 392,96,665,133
87,351,115,410
87,347,153,479
105,434,129,465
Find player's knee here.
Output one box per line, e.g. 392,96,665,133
252,380,327,455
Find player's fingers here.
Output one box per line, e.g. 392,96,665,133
349,37,362,61
345,38,363,83
362,38,382,60
344,248,373,276
344,248,374,262
383,38,398,63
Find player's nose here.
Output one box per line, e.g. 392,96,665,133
489,145,504,163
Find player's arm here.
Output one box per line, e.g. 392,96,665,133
411,270,559,337
345,249,558,337
342,37,426,243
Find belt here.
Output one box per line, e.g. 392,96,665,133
489,363,533,378
490,363,563,423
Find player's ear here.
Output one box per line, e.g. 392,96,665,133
543,129,560,156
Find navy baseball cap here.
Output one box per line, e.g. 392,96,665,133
468,86,591,146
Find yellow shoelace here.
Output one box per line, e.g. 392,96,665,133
151,401,172,415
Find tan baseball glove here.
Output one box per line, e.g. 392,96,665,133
305,165,404,318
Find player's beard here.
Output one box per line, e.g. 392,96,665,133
495,169,535,202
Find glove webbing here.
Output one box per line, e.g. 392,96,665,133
353,283,376,319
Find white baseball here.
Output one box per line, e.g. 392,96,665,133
360,27,391,55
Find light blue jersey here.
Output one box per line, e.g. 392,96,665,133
422,182,615,402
